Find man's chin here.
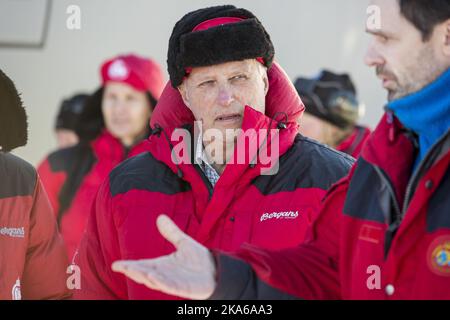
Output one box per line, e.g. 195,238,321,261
388,87,419,102
387,88,407,102
215,121,243,132
110,128,132,139
387,90,396,102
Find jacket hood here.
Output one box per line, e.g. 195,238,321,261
0,69,28,152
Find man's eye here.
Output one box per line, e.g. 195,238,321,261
198,80,214,87
231,75,247,81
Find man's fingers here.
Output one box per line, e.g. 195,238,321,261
156,214,190,248
112,261,160,289
112,261,146,284
112,261,148,283
111,261,129,273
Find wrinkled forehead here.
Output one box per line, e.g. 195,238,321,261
183,59,265,83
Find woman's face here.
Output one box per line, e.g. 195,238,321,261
102,82,151,146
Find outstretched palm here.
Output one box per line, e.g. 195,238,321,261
112,214,217,300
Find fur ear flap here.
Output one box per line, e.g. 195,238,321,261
0,69,28,152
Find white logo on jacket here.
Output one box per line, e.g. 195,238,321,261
12,278,21,300
260,211,299,222
0,227,25,238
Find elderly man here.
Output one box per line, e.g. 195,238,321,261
113,0,450,300
74,5,353,299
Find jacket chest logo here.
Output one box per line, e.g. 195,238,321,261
260,210,299,222
0,227,25,238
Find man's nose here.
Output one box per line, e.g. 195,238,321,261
364,41,384,67
217,86,233,107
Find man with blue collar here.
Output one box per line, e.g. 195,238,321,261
112,0,450,299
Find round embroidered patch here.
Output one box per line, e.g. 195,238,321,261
427,235,450,276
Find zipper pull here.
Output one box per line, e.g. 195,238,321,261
387,111,396,143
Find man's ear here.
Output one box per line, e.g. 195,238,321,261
264,76,269,95
177,83,191,109
263,73,269,96
442,19,450,57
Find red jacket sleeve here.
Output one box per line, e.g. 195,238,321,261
214,178,348,300
73,179,128,300
21,177,71,300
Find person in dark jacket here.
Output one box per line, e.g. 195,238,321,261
295,70,371,158
54,93,89,149
0,68,70,300
112,0,450,300
74,5,354,300
38,54,165,259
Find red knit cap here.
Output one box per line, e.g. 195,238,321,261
100,54,165,99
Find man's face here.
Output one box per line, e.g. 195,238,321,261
365,0,450,101
178,59,269,138
102,82,151,146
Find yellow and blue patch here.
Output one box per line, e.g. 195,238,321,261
427,236,450,276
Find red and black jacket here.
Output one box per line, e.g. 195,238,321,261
210,113,450,300
0,152,70,300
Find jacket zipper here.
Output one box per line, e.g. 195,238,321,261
375,129,450,258
401,129,450,215
373,165,402,258
194,163,214,200
123,146,130,160
373,165,402,220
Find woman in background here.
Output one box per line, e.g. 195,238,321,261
38,54,164,259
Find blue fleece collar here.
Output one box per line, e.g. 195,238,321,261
387,68,450,169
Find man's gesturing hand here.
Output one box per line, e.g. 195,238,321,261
111,214,217,299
